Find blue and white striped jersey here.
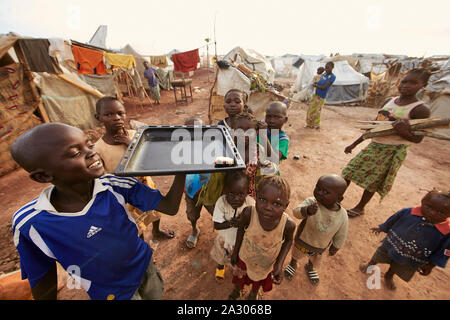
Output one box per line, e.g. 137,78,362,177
12,175,162,300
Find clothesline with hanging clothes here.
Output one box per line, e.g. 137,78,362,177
171,48,200,73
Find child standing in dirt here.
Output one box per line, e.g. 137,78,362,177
228,174,295,300
258,101,290,169
210,171,255,283
360,189,449,290
10,122,185,300
183,117,212,249
94,96,175,240
197,112,277,210
284,174,348,286
143,61,160,105
342,69,431,217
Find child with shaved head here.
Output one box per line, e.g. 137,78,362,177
284,174,348,285
10,122,185,300
360,189,449,290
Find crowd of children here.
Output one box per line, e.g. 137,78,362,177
9,68,449,300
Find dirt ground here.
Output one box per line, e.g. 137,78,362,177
0,68,449,300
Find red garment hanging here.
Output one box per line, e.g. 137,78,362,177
171,49,200,73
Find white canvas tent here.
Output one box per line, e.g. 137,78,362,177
290,60,369,105
209,64,285,124
270,55,298,77
88,25,107,49
223,47,275,84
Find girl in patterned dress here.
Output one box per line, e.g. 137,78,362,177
342,69,431,217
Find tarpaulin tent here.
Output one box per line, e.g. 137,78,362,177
209,63,286,124
418,62,450,136
0,34,110,176
0,62,42,176
223,47,275,84
290,60,369,105
121,44,147,93
34,65,102,130
270,55,298,77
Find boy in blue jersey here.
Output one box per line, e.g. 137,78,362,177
10,122,186,300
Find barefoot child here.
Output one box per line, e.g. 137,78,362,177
342,69,431,217
210,171,255,282
305,62,335,129
143,61,160,104
360,189,449,290
94,97,174,240
10,123,185,300
229,175,295,300
284,174,348,285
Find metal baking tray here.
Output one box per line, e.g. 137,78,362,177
114,125,245,176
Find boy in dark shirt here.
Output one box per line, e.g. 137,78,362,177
360,189,450,290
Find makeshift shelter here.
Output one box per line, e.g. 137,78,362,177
418,63,450,136
292,54,326,69
325,55,360,72
0,36,45,175
270,55,298,78
290,60,369,105
0,34,116,176
122,44,174,94
364,61,403,108
208,61,286,124
0,59,42,176
121,44,148,94
223,47,275,84
34,65,102,130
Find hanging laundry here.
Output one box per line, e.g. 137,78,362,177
103,52,136,69
17,39,62,74
48,38,75,62
171,49,200,73
150,55,168,68
71,45,107,75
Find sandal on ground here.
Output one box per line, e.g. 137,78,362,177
246,291,259,300
215,266,226,283
186,229,200,249
153,229,175,239
284,264,297,280
228,288,240,300
347,209,364,218
304,264,320,286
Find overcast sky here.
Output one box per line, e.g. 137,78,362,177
1,0,449,58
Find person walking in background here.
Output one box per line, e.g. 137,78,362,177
143,61,160,105
305,62,335,129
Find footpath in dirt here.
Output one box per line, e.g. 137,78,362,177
0,68,448,300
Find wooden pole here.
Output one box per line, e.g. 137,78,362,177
362,118,450,140
57,74,104,98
